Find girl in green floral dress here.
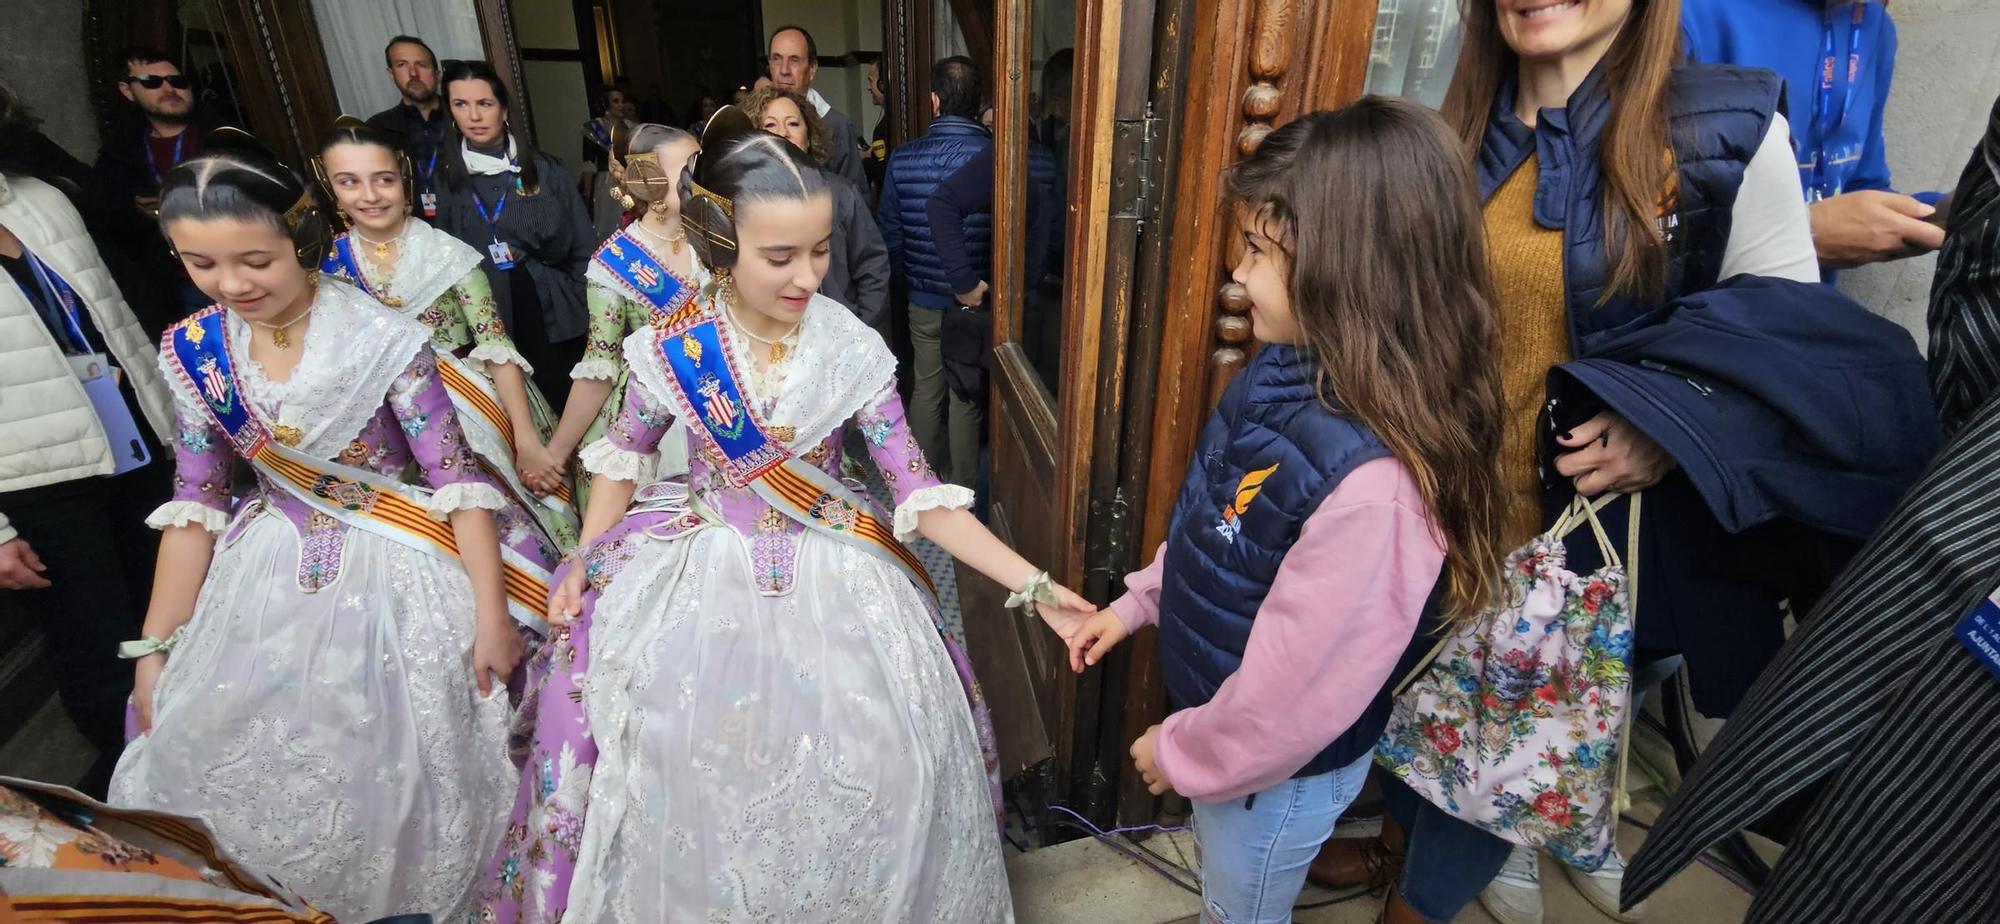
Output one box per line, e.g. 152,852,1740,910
545,123,702,482
317,121,578,545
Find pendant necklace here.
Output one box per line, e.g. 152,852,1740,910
727,305,801,364
351,222,407,260
630,217,686,255
250,303,313,348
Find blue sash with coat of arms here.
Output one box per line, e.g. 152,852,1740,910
590,230,695,318
651,302,938,600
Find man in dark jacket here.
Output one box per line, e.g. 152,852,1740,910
91,47,215,324
768,25,868,191
364,35,448,219
877,56,990,488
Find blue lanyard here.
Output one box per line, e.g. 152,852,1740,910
1809,2,1869,199
471,184,510,240
22,251,92,354
419,149,439,182
142,128,186,184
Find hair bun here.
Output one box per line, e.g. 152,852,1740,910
679,106,755,271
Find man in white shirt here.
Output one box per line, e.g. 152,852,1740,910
768,25,869,190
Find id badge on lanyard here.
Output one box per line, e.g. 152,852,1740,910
419,150,440,217
1956,584,2000,685
27,254,149,474
1808,2,1869,201
474,185,516,270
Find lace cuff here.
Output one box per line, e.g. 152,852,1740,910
147,501,229,533
426,482,508,520
570,358,621,382
580,438,654,482
468,343,535,375
892,485,975,541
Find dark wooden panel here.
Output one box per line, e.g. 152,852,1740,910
1120,0,1379,822
473,0,536,142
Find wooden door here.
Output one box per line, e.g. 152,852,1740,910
1116,0,1384,822
973,0,1167,825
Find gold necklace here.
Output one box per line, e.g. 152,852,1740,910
725,303,801,366
250,304,312,348
350,222,406,260
630,217,686,255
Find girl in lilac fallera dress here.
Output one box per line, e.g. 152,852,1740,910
475,109,1096,923
106,135,557,922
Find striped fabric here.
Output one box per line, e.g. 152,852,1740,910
1624,93,2000,921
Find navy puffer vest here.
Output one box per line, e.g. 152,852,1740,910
1476,63,1784,353
1155,346,1438,778
881,116,993,308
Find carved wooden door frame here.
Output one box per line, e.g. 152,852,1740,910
1115,0,1379,823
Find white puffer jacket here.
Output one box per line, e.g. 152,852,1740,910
0,174,177,543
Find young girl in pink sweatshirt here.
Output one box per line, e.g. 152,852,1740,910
1065,97,1508,924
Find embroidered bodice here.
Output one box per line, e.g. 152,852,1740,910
579,294,969,594
151,283,517,587
324,220,534,372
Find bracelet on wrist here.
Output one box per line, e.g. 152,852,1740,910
119,625,187,660
1004,570,1058,620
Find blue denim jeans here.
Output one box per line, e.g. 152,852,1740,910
1192,754,1372,923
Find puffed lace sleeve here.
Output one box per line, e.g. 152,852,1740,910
852,377,971,540
146,352,235,533
386,347,509,518
578,368,677,481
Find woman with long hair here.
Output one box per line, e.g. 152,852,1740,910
108,133,554,921
434,61,595,410
743,85,891,330
1062,96,1508,924
1312,1,1834,922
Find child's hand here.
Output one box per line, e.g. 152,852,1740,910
1066,608,1129,673
547,560,589,626
1131,724,1172,795
1034,582,1097,642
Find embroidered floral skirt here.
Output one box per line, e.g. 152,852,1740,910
108,512,516,922
480,522,1011,923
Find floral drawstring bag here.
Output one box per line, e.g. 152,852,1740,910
1375,492,1641,872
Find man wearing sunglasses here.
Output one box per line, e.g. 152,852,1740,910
91,47,216,328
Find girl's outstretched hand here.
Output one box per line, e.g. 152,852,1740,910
1034,582,1097,643
1066,609,1130,673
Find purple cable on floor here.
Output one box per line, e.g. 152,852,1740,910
1047,804,1190,838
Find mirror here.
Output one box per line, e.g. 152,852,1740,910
1364,0,1463,110
1017,0,1075,397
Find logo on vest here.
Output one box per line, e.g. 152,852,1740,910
1215,463,1278,543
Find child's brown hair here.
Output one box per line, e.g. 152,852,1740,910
1225,96,1507,620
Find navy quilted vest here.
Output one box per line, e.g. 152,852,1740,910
1155,346,1435,778
1475,63,1783,352
883,117,993,307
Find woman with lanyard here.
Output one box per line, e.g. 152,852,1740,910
1303,1,1926,922
435,60,595,410
0,152,177,797
1682,0,1946,270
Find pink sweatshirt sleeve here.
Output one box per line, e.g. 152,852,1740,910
1150,457,1444,803
1109,543,1169,632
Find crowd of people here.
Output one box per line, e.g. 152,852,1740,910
0,1,1994,922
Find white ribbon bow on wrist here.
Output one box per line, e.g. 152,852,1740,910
1006,570,1058,619
118,625,187,660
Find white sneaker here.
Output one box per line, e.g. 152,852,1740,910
1479,845,1544,924
1564,851,1648,923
